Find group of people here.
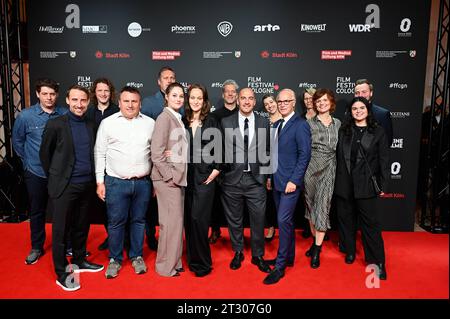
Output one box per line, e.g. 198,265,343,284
12,66,392,291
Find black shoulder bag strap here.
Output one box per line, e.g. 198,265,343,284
358,141,382,195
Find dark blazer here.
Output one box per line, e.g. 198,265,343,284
39,114,95,198
272,113,311,192
220,111,270,186
372,104,393,145
85,102,119,131
334,125,390,199
184,115,220,185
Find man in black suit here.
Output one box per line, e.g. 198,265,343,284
40,85,103,292
220,87,271,274
354,79,393,144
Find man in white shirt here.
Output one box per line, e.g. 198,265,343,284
94,86,155,279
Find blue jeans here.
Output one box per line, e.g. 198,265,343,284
105,175,151,262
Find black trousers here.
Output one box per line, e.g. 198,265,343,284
265,189,277,228
23,170,48,251
221,173,266,257
210,183,225,233
51,182,95,278
336,196,385,264
185,179,215,275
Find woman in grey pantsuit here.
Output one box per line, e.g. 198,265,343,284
304,88,341,269
151,82,188,277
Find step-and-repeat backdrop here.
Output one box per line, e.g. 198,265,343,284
27,0,430,231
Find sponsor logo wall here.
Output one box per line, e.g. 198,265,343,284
27,0,431,231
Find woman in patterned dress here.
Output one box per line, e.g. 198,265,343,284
304,88,341,269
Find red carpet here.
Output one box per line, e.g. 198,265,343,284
0,223,447,299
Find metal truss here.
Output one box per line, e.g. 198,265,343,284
420,0,449,233
0,0,27,221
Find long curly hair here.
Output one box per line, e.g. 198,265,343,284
90,78,116,106
341,96,378,136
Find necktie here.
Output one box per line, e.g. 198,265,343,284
277,119,285,139
244,118,249,170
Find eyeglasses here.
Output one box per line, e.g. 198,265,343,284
277,99,294,105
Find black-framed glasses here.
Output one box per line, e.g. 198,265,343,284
277,99,294,105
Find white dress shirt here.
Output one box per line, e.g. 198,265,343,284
238,111,255,144
95,111,155,183
238,111,255,171
167,107,184,128
281,110,295,129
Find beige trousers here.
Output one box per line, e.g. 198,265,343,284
153,180,185,277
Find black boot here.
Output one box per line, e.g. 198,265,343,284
301,226,311,239
310,244,322,269
305,238,315,257
377,263,387,280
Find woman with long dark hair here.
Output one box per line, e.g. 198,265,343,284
183,84,220,277
334,96,389,280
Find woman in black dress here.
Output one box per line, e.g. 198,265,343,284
183,84,220,277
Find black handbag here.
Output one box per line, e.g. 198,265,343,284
358,142,382,195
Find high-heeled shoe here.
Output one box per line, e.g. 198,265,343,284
265,227,275,242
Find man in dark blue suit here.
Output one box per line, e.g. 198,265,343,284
354,79,393,144
264,88,311,285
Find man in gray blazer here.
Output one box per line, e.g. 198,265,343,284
220,87,271,274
